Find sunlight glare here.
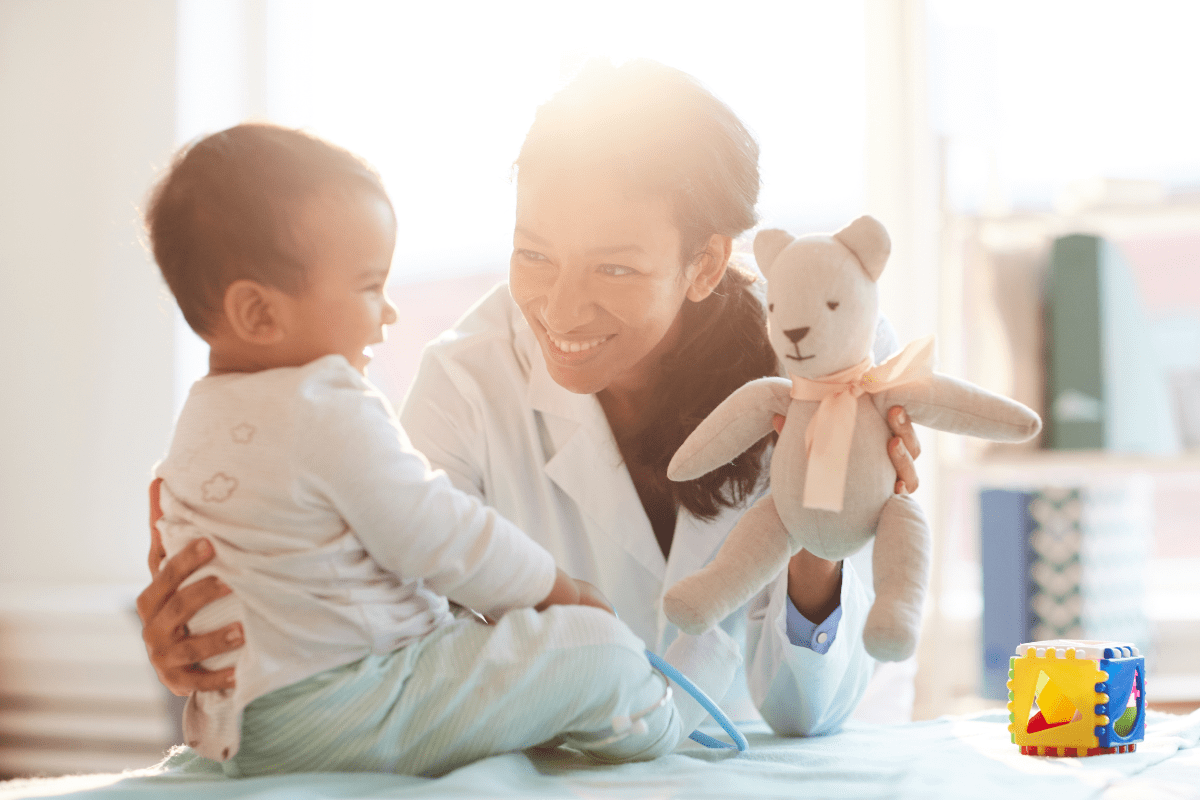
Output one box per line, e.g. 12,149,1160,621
262,0,867,280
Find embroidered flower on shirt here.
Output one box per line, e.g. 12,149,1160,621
201,472,238,503
231,423,256,444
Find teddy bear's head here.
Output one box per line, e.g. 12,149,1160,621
753,215,890,379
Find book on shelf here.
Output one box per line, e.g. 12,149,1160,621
980,484,1151,701
1044,234,1178,453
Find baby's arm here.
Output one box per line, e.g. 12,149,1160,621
300,375,559,619
397,351,608,615
537,571,614,613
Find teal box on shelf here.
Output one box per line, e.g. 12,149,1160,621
1044,234,1178,453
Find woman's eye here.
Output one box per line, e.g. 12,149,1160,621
827,301,840,310
599,264,635,277
515,248,546,262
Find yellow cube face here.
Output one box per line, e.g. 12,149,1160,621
1006,640,1143,757
1034,673,1079,725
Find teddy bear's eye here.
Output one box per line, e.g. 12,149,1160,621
827,301,840,311
768,303,774,312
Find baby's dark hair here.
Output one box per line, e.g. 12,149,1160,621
146,123,392,336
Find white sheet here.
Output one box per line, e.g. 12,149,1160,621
2,710,1198,800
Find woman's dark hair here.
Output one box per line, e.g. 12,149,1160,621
146,123,392,336
515,60,780,520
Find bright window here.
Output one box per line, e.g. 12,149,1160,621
262,0,868,281
929,0,1200,213
174,0,870,402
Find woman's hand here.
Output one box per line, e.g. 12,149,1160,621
885,406,921,494
771,405,921,493
136,478,243,696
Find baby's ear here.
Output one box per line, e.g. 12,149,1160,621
224,279,286,344
834,216,890,282
753,229,795,280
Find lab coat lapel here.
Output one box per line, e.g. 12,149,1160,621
526,348,667,583
652,504,741,649
663,507,737,591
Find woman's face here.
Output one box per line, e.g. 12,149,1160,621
510,168,715,398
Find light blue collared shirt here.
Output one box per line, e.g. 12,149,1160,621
785,597,842,655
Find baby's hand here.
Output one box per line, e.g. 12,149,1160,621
535,569,614,615
572,578,614,615
535,567,580,610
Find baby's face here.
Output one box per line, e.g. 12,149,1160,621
280,188,398,374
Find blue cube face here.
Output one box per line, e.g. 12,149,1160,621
1094,656,1145,747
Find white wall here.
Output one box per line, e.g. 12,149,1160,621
0,1,178,584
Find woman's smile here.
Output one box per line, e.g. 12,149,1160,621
544,329,614,356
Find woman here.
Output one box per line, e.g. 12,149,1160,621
138,59,922,738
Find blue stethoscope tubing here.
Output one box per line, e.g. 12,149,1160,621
645,649,748,752
464,603,746,751
606,606,747,752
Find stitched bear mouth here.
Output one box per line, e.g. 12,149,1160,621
786,344,814,362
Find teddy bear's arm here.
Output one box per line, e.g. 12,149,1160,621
667,377,793,482
873,373,1042,443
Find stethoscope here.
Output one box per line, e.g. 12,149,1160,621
462,605,747,752
644,648,748,751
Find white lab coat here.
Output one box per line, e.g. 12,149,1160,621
398,283,879,735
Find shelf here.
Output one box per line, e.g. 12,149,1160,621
942,449,1200,483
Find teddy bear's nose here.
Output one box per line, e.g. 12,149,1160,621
784,326,810,344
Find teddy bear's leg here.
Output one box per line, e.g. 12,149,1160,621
663,493,794,635
863,494,930,662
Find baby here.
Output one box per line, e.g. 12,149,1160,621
146,123,683,777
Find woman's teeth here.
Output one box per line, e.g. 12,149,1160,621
547,333,610,353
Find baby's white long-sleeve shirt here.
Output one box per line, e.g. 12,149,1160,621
155,355,557,761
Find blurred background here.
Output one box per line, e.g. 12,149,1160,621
1,0,1198,777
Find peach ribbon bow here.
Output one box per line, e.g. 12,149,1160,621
787,335,935,512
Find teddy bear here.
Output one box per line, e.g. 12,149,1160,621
664,215,1041,662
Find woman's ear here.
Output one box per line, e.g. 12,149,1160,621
686,234,732,302
223,279,287,345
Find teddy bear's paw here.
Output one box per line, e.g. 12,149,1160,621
863,622,918,662
662,593,717,636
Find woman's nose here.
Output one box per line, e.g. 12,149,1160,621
382,294,398,325
542,270,592,332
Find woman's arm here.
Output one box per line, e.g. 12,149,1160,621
136,478,243,696
745,556,875,735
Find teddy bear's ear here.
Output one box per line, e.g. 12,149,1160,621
833,215,890,282
753,229,795,279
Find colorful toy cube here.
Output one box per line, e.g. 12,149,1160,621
1007,639,1145,756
